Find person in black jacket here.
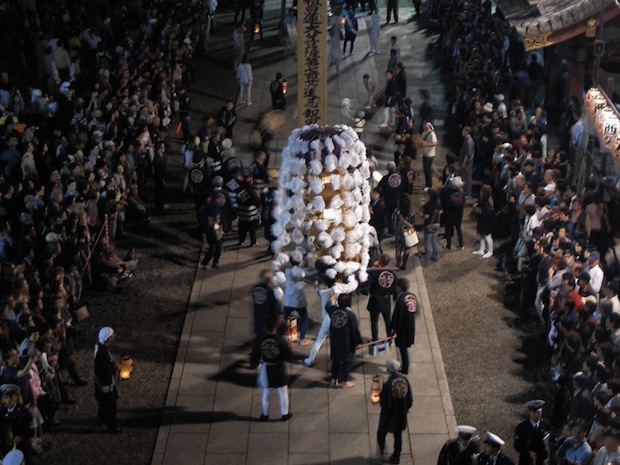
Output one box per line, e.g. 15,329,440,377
441,176,466,250
476,433,514,465
327,294,363,389
369,187,387,243
391,278,416,375
199,194,224,269
437,425,480,465
0,383,33,460
94,326,120,434
251,270,283,338
269,73,286,110
249,318,294,421
380,69,397,128
473,184,495,258
151,142,167,215
366,261,397,342
513,400,550,465
377,359,413,464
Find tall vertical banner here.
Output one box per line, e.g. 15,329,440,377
297,0,327,126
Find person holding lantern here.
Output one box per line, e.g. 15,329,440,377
376,359,413,464
94,326,121,434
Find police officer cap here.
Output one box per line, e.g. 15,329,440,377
98,326,115,344
0,384,21,396
386,359,401,373
484,432,505,448
525,399,545,411
3,449,24,465
456,425,477,438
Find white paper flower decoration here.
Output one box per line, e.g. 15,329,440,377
313,196,326,212
271,125,372,294
310,178,324,194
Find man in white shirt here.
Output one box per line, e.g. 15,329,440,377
591,429,620,465
587,251,604,295
601,281,620,314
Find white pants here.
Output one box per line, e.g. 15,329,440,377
262,386,289,416
534,285,546,321
258,364,289,416
239,81,252,104
478,234,493,253
305,314,330,365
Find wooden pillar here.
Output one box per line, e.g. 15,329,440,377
297,0,328,126
568,61,586,102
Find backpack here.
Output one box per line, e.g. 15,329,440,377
450,190,464,207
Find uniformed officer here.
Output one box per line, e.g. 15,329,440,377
0,384,32,460
94,326,121,434
476,432,514,465
366,258,397,341
514,400,550,465
437,425,480,465
249,318,294,421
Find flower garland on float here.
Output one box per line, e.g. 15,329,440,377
271,124,372,295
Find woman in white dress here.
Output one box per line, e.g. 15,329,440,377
236,53,253,105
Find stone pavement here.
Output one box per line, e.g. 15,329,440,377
151,2,457,464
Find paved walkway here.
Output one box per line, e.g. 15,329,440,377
152,2,457,464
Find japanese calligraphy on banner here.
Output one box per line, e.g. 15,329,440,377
298,0,327,126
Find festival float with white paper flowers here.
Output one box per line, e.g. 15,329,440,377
271,125,372,294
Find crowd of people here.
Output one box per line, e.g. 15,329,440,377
0,0,220,461
415,1,620,463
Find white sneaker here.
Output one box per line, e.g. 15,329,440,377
247,102,252,105
482,251,493,258
379,123,388,128
473,250,484,256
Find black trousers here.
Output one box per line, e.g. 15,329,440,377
386,0,398,21
378,429,403,457
96,388,118,430
202,229,222,266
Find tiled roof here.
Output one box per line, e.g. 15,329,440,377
497,0,612,36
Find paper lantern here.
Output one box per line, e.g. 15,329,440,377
600,113,620,150
370,375,382,403
119,355,134,380
614,134,620,161
590,95,607,120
